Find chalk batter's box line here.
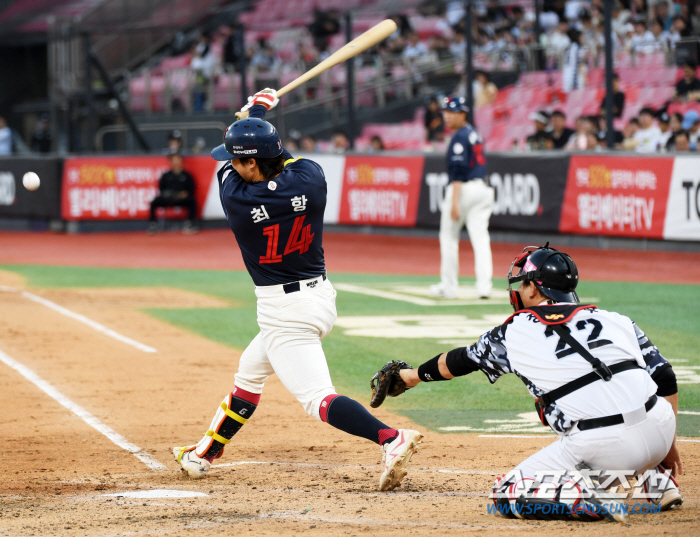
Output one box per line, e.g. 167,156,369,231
0,286,156,353
0,346,166,471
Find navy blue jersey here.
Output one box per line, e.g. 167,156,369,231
447,124,487,183
217,108,326,286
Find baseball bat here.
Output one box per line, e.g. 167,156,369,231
236,19,397,119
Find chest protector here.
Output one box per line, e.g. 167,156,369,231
510,304,642,427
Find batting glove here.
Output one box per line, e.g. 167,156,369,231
241,88,279,113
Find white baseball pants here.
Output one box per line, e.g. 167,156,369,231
233,276,338,420
439,180,494,297
509,396,676,485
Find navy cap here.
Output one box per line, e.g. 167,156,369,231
442,95,469,113
212,117,283,161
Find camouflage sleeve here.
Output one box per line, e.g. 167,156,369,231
633,321,670,376
463,325,513,383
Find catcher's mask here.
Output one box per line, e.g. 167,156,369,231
507,243,579,311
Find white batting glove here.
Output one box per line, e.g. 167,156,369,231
242,88,279,112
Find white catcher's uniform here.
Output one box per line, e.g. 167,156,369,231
456,304,676,482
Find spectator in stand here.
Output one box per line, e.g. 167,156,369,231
547,20,571,66
548,110,574,149
166,130,183,152
586,130,600,151
673,130,692,151
250,39,280,72
649,17,671,51
599,72,625,118
597,111,624,147
300,134,317,152
655,0,674,31
566,115,591,150
449,31,465,59
682,109,700,148
474,70,498,107
0,116,12,155
632,107,662,152
621,117,641,150
223,22,245,72
368,135,386,152
692,5,700,37
562,28,585,93
331,131,348,153
630,17,658,54
148,150,198,235
403,31,430,61
191,33,216,112
657,112,673,150
31,114,52,153
424,96,445,142
526,110,552,150
674,61,700,101
308,9,341,56
665,112,684,149
670,14,690,45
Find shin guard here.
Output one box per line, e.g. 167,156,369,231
194,388,259,461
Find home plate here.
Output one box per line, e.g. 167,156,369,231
102,489,208,499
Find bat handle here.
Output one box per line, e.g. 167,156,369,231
235,110,250,120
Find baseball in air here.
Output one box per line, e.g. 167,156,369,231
22,172,40,191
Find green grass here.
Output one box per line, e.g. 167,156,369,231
4,264,700,436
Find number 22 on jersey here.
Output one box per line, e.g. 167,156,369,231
259,215,314,264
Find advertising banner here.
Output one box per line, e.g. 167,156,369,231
560,155,673,239
415,154,569,232
663,156,700,240
338,155,424,226
61,156,215,220
0,157,63,218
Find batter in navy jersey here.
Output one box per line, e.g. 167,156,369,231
430,95,494,300
173,88,422,491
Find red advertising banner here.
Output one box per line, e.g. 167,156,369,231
338,156,425,226
61,156,217,220
559,155,673,239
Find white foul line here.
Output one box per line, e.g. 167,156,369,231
0,347,166,471
8,288,156,353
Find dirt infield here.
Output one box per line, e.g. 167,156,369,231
0,265,698,536
1,229,700,283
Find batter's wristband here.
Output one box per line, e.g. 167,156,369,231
417,354,448,382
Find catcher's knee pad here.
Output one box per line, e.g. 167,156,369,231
194,389,259,460
492,472,598,521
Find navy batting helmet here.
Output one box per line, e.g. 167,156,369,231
211,117,282,161
442,95,469,113
507,243,579,311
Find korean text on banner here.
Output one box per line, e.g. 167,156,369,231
663,156,700,240
62,156,168,220
559,155,673,239
338,156,424,227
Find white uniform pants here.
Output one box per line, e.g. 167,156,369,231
233,276,338,420
509,397,676,487
439,180,494,297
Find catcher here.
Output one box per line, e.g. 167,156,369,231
370,244,682,522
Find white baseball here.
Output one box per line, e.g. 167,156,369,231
23,172,40,191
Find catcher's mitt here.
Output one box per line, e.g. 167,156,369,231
370,360,413,408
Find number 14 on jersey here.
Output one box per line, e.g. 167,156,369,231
259,215,314,264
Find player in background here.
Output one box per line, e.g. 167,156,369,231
430,95,494,300
173,89,422,491
385,245,682,522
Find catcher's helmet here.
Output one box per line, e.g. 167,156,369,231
442,95,469,113
211,117,282,161
507,243,579,311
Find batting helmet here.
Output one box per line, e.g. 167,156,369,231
442,95,469,113
507,243,579,311
211,117,282,161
